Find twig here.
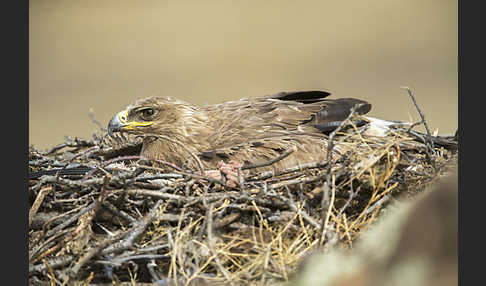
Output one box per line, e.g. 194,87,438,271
29,228,73,263
401,87,435,154
237,166,245,191
101,201,137,224
30,211,61,230
319,103,363,246
366,194,391,214
88,108,107,132
406,129,457,149
69,231,127,278
121,189,223,206
102,200,163,254
268,172,327,189
147,260,161,282
135,173,184,181
98,254,170,267
135,160,226,186
265,190,321,230
206,203,233,284
41,180,109,264
45,202,97,238
45,138,95,155
84,155,141,178
329,186,361,230
212,212,242,229
325,104,364,171
29,255,74,274
29,186,53,227
38,204,88,235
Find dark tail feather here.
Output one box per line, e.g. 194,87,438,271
268,91,332,103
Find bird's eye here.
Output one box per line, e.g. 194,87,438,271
140,108,155,119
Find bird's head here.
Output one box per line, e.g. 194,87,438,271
108,96,202,137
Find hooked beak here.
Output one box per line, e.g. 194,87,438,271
107,109,153,135
107,110,128,135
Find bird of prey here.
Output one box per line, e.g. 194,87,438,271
107,91,371,179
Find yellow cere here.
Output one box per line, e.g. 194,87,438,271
118,110,153,129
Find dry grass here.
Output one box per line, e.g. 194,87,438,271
28,117,457,285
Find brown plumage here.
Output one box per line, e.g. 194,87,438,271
107,91,371,173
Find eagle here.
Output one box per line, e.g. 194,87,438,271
107,91,371,181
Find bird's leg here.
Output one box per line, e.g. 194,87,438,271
204,160,243,188
218,160,243,188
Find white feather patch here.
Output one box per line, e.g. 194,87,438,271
362,116,411,137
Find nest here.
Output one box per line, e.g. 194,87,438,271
29,113,457,285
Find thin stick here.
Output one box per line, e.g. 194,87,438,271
329,186,361,230
29,186,53,227
88,108,107,132
325,104,363,171
29,255,74,274
319,103,362,246
102,200,163,254
206,204,233,284
318,182,330,246
44,203,97,238
135,163,225,186
265,190,321,230
69,231,127,278
322,176,336,241
401,87,435,151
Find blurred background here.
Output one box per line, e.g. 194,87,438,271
29,0,457,150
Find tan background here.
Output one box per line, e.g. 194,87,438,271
30,0,457,150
